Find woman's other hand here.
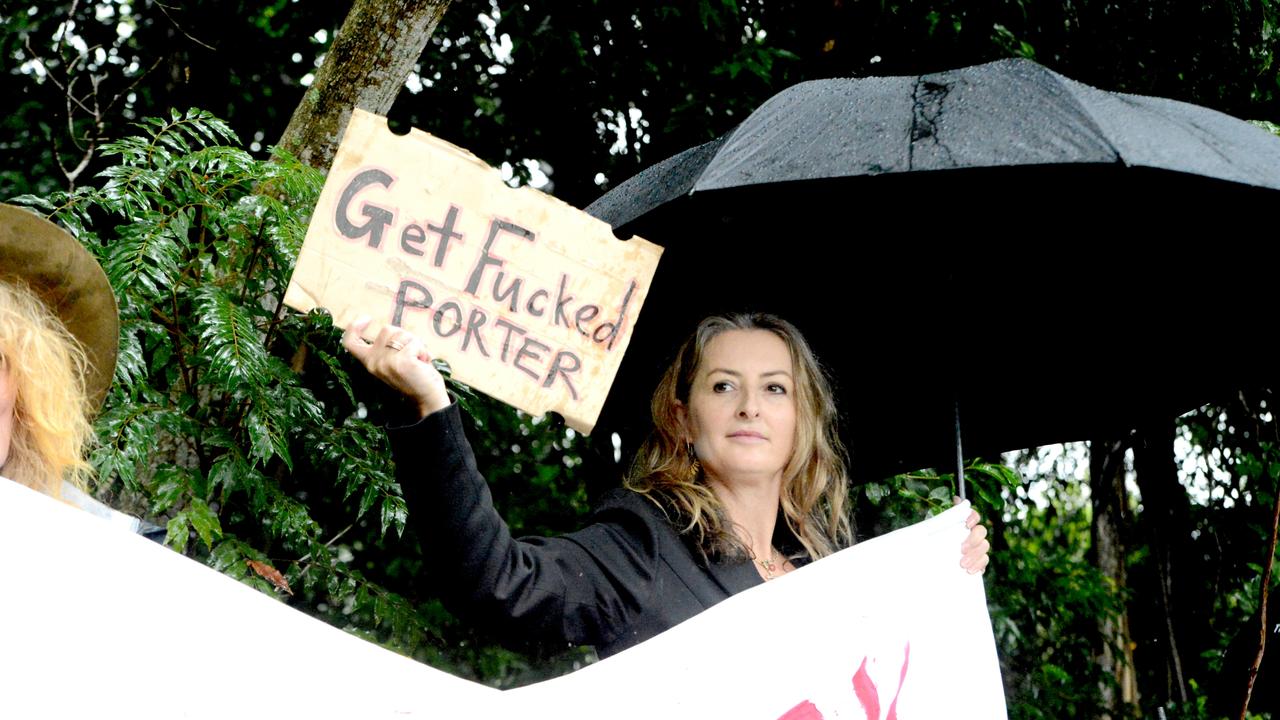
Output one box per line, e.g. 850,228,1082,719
956,498,990,575
342,316,450,419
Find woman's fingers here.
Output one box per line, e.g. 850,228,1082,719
341,315,375,359
402,332,432,365
951,499,990,574
961,552,989,574
960,510,990,575
341,316,451,418
963,524,989,554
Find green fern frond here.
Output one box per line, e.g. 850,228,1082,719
102,210,187,300
192,285,269,390
246,397,292,469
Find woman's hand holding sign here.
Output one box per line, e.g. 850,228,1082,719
343,316,450,420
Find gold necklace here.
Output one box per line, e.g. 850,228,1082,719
757,548,780,580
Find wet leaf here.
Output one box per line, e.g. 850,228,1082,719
187,497,223,549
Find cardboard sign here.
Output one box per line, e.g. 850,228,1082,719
284,109,663,433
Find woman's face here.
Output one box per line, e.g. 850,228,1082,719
678,329,797,487
0,361,14,471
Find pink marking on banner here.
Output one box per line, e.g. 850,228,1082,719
886,642,911,720
851,642,911,720
777,699,825,720
853,656,880,720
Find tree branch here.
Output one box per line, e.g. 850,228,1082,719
1239,395,1280,720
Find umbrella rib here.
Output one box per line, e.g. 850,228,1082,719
1109,93,1237,166
1045,68,1127,166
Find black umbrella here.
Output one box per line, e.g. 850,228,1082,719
586,58,1280,486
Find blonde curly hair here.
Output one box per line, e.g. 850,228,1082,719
0,279,95,497
626,313,853,562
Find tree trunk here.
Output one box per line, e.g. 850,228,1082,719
1090,437,1139,717
277,0,453,169
1133,419,1192,706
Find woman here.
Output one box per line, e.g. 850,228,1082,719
345,311,989,658
0,278,96,497
0,203,161,537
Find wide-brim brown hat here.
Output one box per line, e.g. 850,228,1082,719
0,203,119,412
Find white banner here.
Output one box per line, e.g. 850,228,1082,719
0,479,1006,719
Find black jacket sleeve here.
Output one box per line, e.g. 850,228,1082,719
388,403,662,649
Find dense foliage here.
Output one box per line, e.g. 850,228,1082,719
14,112,597,681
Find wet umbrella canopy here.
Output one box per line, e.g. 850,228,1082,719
587,58,1280,482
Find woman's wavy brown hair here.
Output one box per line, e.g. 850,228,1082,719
625,313,853,561
0,279,94,497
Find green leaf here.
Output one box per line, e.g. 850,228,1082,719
102,212,185,301
166,512,190,554
193,286,268,390
358,483,380,519
928,485,953,503
207,452,242,492
113,320,148,388
381,495,408,536
187,497,224,550
310,345,357,404
977,482,1005,510
209,540,247,577
91,403,169,492
149,465,192,515
864,482,888,504
246,400,292,468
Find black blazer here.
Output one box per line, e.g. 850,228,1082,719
389,404,797,658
